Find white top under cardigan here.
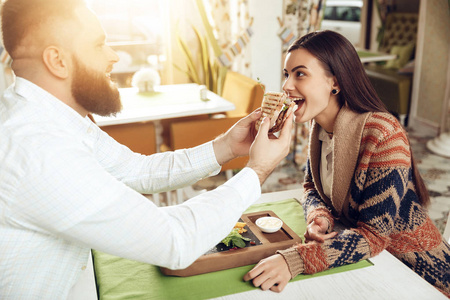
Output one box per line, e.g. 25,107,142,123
319,127,334,199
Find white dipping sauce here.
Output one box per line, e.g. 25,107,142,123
256,217,282,228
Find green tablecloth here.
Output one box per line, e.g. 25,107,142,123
93,199,372,300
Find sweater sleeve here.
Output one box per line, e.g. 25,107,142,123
302,158,334,233
280,114,426,278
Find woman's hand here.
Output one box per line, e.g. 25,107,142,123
304,216,337,243
243,254,291,293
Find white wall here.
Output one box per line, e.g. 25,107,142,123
249,0,283,92
409,0,450,132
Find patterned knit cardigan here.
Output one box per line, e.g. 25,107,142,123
278,106,450,297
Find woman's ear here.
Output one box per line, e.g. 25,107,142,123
42,46,70,79
331,76,340,91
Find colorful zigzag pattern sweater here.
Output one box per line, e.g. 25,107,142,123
278,107,450,297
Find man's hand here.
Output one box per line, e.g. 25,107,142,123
304,217,337,243
213,109,262,165
246,111,294,184
243,254,291,293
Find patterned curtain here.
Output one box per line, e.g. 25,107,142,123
203,0,253,76
280,0,326,51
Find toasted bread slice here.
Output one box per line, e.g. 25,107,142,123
255,92,294,133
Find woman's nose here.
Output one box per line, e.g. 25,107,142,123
282,77,293,94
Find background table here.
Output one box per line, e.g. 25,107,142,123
357,49,397,63
94,84,235,153
94,84,235,126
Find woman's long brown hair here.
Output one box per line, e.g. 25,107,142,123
288,30,430,207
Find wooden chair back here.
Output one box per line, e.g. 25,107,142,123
169,72,265,173
221,71,265,118
170,117,248,171
89,114,157,155
379,13,418,53
101,122,157,155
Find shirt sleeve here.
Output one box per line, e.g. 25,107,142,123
93,125,222,193
15,131,261,270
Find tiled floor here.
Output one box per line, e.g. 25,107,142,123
193,127,450,235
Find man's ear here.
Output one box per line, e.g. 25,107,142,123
42,46,70,79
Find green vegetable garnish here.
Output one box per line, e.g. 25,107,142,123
256,77,266,94
221,228,251,248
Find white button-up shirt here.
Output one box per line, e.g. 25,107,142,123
0,78,261,299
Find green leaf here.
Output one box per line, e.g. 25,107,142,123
230,236,246,248
220,228,250,248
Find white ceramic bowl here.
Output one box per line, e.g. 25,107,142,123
255,217,283,233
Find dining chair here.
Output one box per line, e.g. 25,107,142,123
99,122,157,155
168,71,265,202
364,12,418,125
89,114,157,155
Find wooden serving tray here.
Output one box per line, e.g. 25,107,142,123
160,210,302,277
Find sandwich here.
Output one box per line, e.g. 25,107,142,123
255,92,298,133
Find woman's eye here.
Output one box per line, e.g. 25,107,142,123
296,71,304,77
283,72,288,79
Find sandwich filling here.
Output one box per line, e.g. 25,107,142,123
255,92,304,133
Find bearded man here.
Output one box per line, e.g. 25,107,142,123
0,0,293,298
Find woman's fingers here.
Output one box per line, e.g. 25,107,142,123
243,254,291,292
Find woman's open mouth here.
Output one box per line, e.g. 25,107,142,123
289,97,304,105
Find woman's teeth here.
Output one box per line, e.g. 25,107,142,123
290,97,304,104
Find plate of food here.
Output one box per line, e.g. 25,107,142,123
160,211,302,277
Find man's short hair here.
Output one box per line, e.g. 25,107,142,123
1,0,85,58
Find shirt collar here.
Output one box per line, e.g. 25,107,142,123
318,126,332,142
13,77,94,135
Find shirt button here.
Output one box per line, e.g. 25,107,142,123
81,266,86,270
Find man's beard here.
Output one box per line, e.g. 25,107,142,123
71,56,122,117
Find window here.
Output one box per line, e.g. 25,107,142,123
324,6,361,22
88,0,167,86
89,0,164,43
321,1,363,45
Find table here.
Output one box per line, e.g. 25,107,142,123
94,84,235,126
94,84,235,153
357,49,397,63
86,189,446,300
213,189,447,300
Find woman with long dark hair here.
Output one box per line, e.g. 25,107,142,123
244,30,450,297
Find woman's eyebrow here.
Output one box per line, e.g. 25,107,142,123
283,65,308,73
291,65,307,72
